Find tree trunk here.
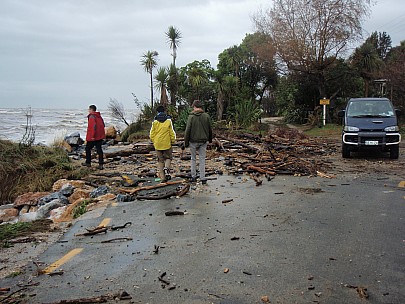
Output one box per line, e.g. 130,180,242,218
150,71,154,108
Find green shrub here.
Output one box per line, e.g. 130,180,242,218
232,99,262,129
174,107,191,131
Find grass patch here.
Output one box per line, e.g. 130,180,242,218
304,124,342,138
0,219,53,247
72,199,94,219
6,271,23,278
0,140,86,204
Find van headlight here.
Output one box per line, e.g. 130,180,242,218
384,126,399,132
344,126,359,132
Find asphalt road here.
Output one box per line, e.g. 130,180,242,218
2,162,405,303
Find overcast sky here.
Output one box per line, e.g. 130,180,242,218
0,0,404,110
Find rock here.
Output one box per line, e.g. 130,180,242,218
14,192,50,207
90,185,110,198
96,193,116,201
59,184,74,197
54,198,85,223
105,126,117,139
0,206,19,222
60,141,72,153
117,194,133,202
19,212,38,222
19,205,31,215
37,200,65,219
49,206,67,221
64,132,84,146
38,192,69,206
52,179,86,192
68,189,91,204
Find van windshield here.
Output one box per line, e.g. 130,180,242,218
347,100,394,118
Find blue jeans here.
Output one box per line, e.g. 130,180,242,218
189,142,207,180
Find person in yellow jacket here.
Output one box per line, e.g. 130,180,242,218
150,105,176,181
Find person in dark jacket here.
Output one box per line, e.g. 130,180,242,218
82,105,105,169
184,100,212,183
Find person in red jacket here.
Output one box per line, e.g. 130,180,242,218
82,105,106,169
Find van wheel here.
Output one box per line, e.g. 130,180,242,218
390,145,399,159
342,144,351,158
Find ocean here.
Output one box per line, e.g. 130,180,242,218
0,108,140,145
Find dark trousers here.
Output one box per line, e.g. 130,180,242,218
85,140,104,165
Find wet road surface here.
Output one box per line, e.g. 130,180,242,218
2,171,405,303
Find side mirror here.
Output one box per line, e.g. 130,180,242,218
395,109,401,117
338,110,345,118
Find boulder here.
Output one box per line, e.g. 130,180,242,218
60,140,72,153
19,212,38,222
14,192,50,207
54,198,85,223
49,206,67,221
19,205,31,215
59,184,74,197
96,193,116,201
90,185,110,198
37,200,65,219
64,132,84,146
52,179,86,192
117,194,133,202
38,192,69,206
68,189,91,204
0,206,19,222
105,126,117,139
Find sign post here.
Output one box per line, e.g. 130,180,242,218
319,98,330,126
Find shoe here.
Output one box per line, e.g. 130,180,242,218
81,162,91,167
163,167,171,181
98,164,104,170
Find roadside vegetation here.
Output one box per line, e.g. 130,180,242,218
0,140,87,204
109,2,404,142
0,219,53,248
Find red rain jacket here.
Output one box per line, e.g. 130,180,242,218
86,111,105,141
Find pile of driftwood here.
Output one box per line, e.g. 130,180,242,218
83,128,337,199
211,128,337,178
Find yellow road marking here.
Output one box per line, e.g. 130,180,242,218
98,218,111,227
42,248,83,274
398,181,405,188
111,202,118,207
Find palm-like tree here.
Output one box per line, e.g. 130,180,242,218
167,64,179,107
154,67,169,108
166,26,182,66
140,50,159,108
187,67,206,100
351,43,382,96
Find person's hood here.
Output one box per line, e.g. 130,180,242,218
155,112,171,122
88,111,102,118
191,109,204,116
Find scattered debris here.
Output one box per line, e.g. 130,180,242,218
231,237,240,240
41,290,132,304
221,199,233,204
153,245,159,254
100,237,133,243
224,268,230,273
261,295,270,303
343,283,369,299
165,211,185,216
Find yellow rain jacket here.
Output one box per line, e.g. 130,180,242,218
150,113,176,150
